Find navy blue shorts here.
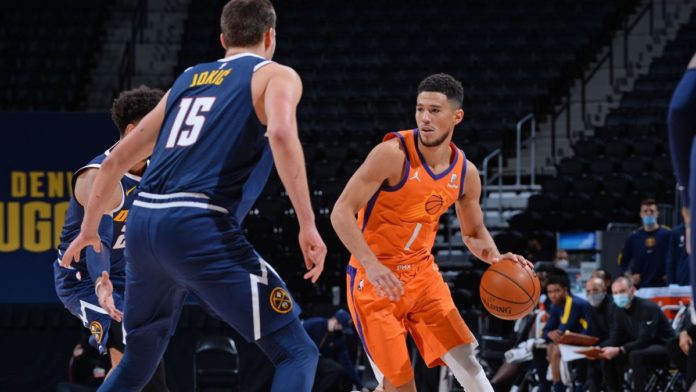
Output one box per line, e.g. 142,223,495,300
124,192,301,341
54,261,125,354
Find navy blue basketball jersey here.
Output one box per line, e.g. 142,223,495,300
57,146,143,280
140,53,274,223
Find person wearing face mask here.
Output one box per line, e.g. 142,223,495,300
618,199,671,287
584,278,615,392
553,249,570,270
599,276,676,392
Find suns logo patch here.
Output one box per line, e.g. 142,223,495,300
89,321,104,343
270,287,293,314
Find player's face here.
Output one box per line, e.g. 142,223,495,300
415,92,463,148
546,283,567,305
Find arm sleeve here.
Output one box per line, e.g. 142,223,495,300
623,305,661,353
85,214,114,286
668,69,696,208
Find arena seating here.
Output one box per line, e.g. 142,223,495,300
510,13,696,234
0,1,107,110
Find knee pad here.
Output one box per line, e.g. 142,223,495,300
443,344,482,374
442,344,494,392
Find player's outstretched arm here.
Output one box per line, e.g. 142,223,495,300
263,65,326,283
60,91,169,266
456,161,532,268
331,140,405,301
59,169,121,271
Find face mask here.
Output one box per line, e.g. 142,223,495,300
613,293,630,308
642,216,657,226
587,292,606,307
555,259,569,269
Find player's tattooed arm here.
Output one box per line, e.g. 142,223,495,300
456,161,532,269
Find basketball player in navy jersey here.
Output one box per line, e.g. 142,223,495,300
60,1,326,391
54,86,168,390
668,52,696,332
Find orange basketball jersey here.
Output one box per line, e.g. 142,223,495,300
349,129,467,268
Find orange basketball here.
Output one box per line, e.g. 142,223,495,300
424,194,443,215
479,260,540,320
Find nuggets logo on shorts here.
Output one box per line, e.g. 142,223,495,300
89,321,104,343
270,287,293,314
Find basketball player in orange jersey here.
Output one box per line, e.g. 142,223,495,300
331,73,533,392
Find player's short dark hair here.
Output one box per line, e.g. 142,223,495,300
640,198,657,207
111,85,164,135
417,73,464,109
221,0,276,47
546,273,570,290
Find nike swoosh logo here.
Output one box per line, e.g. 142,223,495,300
125,186,137,196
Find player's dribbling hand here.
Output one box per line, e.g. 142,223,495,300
299,225,327,283
492,252,533,270
364,260,404,302
97,271,123,322
59,231,102,268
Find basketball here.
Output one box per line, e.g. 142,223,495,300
425,194,444,215
479,260,540,320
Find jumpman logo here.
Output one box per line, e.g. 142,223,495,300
410,168,421,182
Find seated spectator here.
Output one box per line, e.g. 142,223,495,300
666,223,690,285
599,276,676,392
543,274,591,392
591,268,612,289
303,309,367,392
57,332,111,392
667,306,696,389
585,277,615,392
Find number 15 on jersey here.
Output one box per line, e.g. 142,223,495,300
165,97,216,148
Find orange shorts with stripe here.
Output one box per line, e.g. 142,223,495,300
346,260,475,387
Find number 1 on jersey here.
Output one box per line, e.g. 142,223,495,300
165,97,215,148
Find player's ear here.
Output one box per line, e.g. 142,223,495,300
264,27,275,49
454,108,464,125
219,33,227,50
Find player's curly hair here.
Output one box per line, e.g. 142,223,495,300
417,73,464,108
546,272,570,290
221,0,276,48
110,85,164,135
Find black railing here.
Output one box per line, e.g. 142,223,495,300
117,0,148,94
549,0,670,165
